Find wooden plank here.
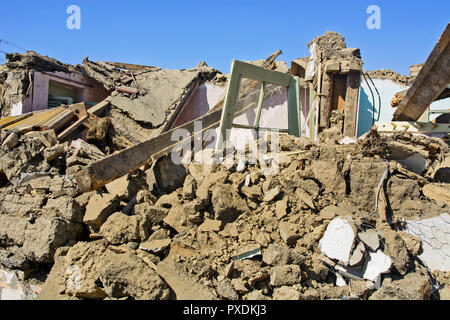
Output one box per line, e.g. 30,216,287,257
319,72,333,129
343,71,361,137
57,115,89,141
4,108,65,130
374,121,450,133
0,113,33,129
232,60,292,87
105,61,160,71
393,24,450,121
42,109,75,131
287,76,301,137
88,99,110,116
115,86,139,95
76,107,224,192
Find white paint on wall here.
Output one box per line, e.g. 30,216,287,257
357,78,450,137
10,101,23,116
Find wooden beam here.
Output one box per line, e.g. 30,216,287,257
57,115,88,141
0,113,33,129
88,99,110,116
115,86,139,95
343,71,361,137
393,24,450,121
75,108,223,192
287,76,301,137
374,121,450,133
231,60,292,87
319,72,333,129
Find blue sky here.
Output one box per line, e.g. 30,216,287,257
0,0,448,75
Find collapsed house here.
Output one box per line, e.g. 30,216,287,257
0,26,449,300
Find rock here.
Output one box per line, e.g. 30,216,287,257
272,286,300,300
83,193,121,232
349,279,372,299
136,190,156,205
196,170,228,207
44,144,65,162
134,203,169,225
349,242,366,267
67,139,105,168
211,184,247,223
198,219,223,232
319,217,356,265
105,171,148,202
369,274,432,300
148,228,170,241
2,132,19,149
422,183,450,206
270,265,302,287
295,188,315,209
264,186,281,203
362,250,392,282
25,130,57,148
358,230,380,251
231,279,249,295
0,268,36,300
244,290,270,300
275,198,288,219
318,206,337,221
216,279,239,300
43,196,84,223
398,231,422,257
349,160,388,211
99,212,140,245
382,230,411,275
310,160,346,196
39,241,170,300
128,242,139,250
156,257,216,300
163,204,196,234
279,222,299,246
182,175,197,200
262,244,304,266
0,215,83,265
139,239,171,255
440,286,450,300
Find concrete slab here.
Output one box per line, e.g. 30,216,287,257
405,212,450,271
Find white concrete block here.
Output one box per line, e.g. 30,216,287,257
319,217,356,265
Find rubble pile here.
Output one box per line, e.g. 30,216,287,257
0,30,449,301
26,130,450,300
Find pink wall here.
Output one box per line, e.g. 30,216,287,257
22,71,109,114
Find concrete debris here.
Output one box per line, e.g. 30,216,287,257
358,230,380,251
319,217,356,265
0,30,449,301
362,250,392,282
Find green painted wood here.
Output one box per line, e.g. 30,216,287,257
216,59,302,150
233,60,292,87
253,82,266,128
231,123,290,133
287,76,301,137
216,60,242,150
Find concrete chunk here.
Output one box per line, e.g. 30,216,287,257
83,193,120,231
363,250,392,282
358,230,380,251
319,217,356,265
